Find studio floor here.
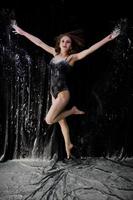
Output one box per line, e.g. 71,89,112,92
0,157,133,200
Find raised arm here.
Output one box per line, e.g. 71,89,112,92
73,28,120,62
12,24,55,55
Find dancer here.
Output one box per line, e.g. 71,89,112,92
12,23,120,158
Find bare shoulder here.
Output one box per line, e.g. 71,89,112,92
52,48,57,56
67,54,79,66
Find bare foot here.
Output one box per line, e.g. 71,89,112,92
66,143,74,159
72,106,85,115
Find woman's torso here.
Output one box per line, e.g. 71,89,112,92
49,57,72,98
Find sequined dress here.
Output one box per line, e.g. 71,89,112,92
49,58,71,98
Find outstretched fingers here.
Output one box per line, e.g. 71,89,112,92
111,27,120,39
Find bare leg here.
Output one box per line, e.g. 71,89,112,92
59,119,73,159
45,90,85,124
45,91,84,158
51,95,73,159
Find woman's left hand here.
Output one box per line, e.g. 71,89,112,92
109,28,120,40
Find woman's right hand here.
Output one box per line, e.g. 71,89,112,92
12,24,24,35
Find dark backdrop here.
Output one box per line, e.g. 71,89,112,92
0,2,133,161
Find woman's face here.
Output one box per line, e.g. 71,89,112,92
59,36,72,53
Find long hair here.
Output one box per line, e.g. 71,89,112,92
54,29,85,54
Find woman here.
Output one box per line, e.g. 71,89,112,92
12,23,120,159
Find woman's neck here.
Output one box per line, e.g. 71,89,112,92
60,51,69,58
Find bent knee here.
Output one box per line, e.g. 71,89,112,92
45,116,54,125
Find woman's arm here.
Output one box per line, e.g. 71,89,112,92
73,28,120,61
12,24,55,55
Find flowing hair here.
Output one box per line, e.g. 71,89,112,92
54,29,85,54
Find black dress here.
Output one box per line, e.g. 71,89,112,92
49,58,71,98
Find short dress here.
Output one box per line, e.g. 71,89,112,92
49,58,71,98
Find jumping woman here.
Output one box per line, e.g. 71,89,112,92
12,23,120,159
